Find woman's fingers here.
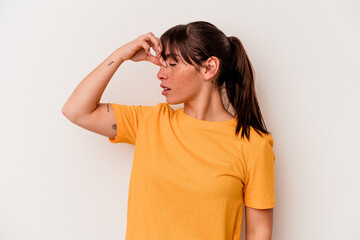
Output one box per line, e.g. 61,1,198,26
125,32,167,66
146,54,161,66
144,32,162,57
158,55,167,67
145,40,166,67
140,40,151,56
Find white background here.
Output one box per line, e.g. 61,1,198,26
1,0,359,239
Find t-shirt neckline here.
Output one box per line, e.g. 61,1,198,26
178,107,237,129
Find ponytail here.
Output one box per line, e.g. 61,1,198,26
224,36,270,140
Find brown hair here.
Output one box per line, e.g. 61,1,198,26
160,21,270,140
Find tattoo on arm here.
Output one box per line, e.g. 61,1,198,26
107,61,115,66
108,103,116,131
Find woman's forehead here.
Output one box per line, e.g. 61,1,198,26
163,53,179,60
162,41,192,65
162,46,183,62
163,40,180,54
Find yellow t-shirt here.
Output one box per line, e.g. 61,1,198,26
108,102,276,240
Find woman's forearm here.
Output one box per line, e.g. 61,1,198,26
62,48,125,121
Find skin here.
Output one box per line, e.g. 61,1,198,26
245,207,273,240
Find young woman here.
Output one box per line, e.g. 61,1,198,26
62,21,275,240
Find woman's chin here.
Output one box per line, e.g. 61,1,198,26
165,98,182,105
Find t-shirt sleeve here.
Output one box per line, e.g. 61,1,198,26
242,133,276,209
107,103,156,145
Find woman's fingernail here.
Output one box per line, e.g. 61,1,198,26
158,46,161,52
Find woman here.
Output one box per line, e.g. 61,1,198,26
62,21,275,240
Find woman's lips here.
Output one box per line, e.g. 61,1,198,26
161,89,171,95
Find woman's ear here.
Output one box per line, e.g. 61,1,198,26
202,56,220,81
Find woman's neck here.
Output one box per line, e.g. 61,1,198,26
183,87,234,121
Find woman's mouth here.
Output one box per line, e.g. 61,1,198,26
162,87,171,95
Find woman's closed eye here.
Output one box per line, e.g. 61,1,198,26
169,63,176,66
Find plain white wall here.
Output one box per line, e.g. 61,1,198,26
1,0,359,239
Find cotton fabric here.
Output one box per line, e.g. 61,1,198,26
108,102,276,240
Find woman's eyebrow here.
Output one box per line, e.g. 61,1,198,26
164,53,179,59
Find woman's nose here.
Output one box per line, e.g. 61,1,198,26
157,66,167,81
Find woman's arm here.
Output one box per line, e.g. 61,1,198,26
62,48,124,121
245,206,273,240
62,32,166,122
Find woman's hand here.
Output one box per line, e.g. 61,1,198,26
118,32,167,67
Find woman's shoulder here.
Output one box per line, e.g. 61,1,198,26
140,102,175,120
153,102,175,113
236,127,275,166
138,102,173,112
240,126,274,148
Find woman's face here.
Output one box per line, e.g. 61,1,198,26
157,50,204,105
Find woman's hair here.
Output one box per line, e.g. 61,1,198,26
160,21,270,140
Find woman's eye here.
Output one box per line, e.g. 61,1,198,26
169,63,176,66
